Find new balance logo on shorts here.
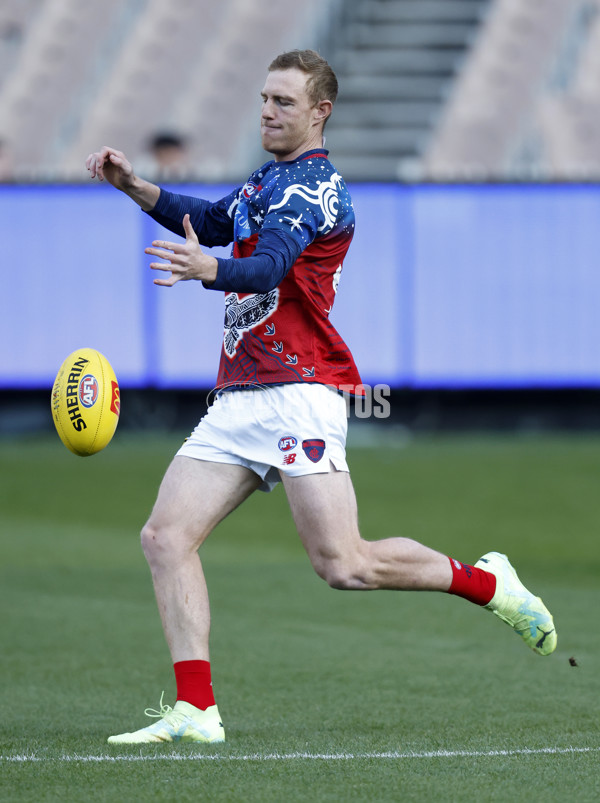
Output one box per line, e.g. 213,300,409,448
302,439,325,463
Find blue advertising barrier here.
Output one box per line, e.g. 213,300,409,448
2,183,599,389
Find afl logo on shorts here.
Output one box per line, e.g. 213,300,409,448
79,374,99,408
278,436,298,452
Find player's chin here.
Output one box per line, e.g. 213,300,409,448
261,129,284,153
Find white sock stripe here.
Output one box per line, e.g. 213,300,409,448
1,746,598,763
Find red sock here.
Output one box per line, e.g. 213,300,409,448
447,557,496,606
174,660,216,710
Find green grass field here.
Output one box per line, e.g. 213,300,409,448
1,429,599,802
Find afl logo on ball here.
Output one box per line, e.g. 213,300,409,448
79,374,99,408
278,436,298,452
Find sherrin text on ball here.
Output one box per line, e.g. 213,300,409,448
51,348,120,456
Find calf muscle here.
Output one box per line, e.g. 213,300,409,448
282,469,452,592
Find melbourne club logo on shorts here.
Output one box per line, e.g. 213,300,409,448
302,439,326,463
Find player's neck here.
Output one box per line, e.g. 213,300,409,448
272,134,325,163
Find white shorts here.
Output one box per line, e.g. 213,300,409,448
177,383,349,492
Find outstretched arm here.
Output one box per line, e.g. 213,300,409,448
85,146,160,211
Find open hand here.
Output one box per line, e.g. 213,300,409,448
145,214,218,287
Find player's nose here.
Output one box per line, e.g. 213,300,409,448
261,98,276,119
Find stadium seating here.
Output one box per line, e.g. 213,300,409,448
326,0,490,180
423,0,581,179
0,0,334,181
0,0,41,89
531,1,600,178
0,0,128,178
0,0,593,181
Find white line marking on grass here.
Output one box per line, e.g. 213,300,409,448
2,747,599,763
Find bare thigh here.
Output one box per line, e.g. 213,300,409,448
281,465,365,585
145,456,262,551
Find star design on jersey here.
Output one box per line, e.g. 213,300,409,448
213,155,359,392
268,172,342,232
284,213,303,232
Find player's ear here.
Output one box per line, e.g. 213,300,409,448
314,99,332,125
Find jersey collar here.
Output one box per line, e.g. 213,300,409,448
274,148,329,166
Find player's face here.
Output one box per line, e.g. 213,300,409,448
260,68,327,161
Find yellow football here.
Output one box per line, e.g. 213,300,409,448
51,348,120,456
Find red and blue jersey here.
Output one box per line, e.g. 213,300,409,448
148,148,362,390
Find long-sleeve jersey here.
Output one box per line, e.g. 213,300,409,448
147,148,362,390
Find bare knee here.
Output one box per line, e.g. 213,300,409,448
310,543,372,591
141,519,188,573
324,564,363,590
141,520,165,569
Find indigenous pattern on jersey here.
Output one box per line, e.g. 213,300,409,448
218,150,360,389
150,149,362,390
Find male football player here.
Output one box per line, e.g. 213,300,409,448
86,50,557,745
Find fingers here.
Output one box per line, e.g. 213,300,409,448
153,274,181,287
150,261,179,273
149,260,183,288
145,240,185,287
145,218,202,287
146,237,181,252
85,146,114,180
145,245,181,260
150,263,182,287
85,152,101,180
182,213,199,242
85,146,129,181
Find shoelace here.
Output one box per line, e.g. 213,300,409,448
144,691,173,720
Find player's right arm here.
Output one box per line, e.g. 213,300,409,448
85,146,160,211
86,146,235,248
